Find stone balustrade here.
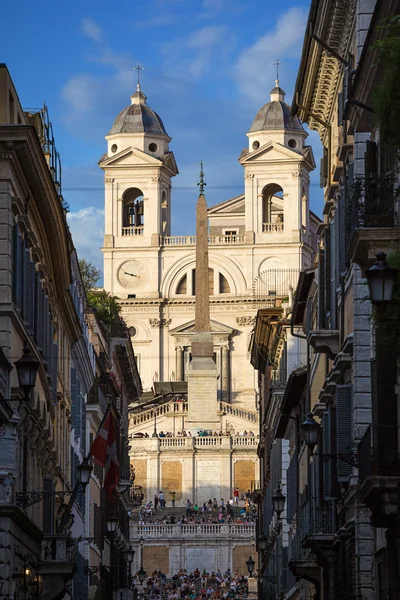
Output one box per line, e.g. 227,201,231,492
161,235,245,246
129,435,259,450
131,524,256,538
129,400,258,428
122,226,144,236
262,222,284,232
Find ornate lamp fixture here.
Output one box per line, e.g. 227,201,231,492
366,252,398,307
246,556,255,577
272,483,286,519
302,413,320,448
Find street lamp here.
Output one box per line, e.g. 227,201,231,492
366,252,398,307
146,579,153,592
77,458,92,489
137,566,146,584
257,536,268,552
272,484,286,519
124,545,135,564
13,342,40,400
301,413,320,448
105,514,118,535
246,556,255,577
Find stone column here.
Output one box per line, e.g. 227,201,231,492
221,344,230,403
176,346,184,382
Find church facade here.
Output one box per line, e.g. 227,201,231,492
101,81,318,409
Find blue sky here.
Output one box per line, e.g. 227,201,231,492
2,0,322,271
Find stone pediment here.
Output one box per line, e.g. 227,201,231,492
208,194,245,215
162,151,179,176
170,319,236,337
239,140,304,164
99,146,163,168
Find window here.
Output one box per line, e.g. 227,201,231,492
223,230,237,236
219,273,231,294
252,141,260,150
111,144,118,153
176,274,187,294
149,143,158,152
288,138,297,149
129,326,137,338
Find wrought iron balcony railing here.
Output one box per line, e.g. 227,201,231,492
269,369,287,388
358,424,400,484
347,174,397,233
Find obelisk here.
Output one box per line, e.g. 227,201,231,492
186,163,219,428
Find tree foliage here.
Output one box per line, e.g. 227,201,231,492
79,258,124,338
374,16,400,150
79,258,102,291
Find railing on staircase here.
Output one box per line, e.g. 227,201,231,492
129,399,259,428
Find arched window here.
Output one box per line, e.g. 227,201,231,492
219,273,231,294
161,191,168,234
192,268,214,295
176,274,187,295
262,183,284,231
122,187,144,228
301,188,307,230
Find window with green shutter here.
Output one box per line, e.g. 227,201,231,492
42,476,55,534
336,384,353,481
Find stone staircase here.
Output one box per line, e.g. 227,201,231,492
133,505,245,523
129,400,258,429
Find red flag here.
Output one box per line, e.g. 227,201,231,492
90,409,119,496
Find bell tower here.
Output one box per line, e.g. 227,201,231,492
100,76,178,294
239,80,314,248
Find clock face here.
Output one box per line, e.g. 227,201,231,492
118,260,148,289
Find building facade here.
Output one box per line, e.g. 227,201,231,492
252,1,400,599
101,80,318,409
0,65,142,600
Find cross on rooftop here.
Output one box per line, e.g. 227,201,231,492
274,59,281,82
134,63,144,90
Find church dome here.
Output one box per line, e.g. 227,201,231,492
109,87,169,136
249,81,303,133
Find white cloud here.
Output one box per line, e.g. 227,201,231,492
235,6,307,104
81,18,103,44
67,207,104,272
161,25,235,79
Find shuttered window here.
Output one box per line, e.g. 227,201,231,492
42,476,55,534
337,91,343,126
372,327,397,455
336,385,353,481
338,186,347,275
12,226,23,311
322,408,339,499
286,451,298,523
330,220,337,328
324,228,331,322
51,342,58,402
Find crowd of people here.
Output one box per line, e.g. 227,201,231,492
137,491,257,525
132,568,252,600
132,430,256,439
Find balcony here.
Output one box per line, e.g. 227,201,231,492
307,329,339,360
348,175,400,271
358,425,400,527
131,523,255,539
161,234,245,246
122,226,144,236
38,535,77,599
262,222,284,233
300,498,337,554
270,369,287,389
